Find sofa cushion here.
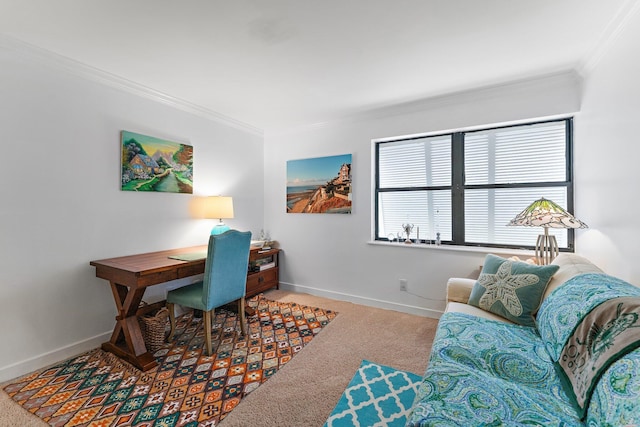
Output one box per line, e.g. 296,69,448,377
406,312,582,426
543,253,604,302
445,277,476,304
468,254,559,327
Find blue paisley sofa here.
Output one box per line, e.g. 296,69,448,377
406,254,640,426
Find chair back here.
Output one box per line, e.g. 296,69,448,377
201,230,252,310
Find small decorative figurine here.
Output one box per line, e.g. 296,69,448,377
402,223,414,244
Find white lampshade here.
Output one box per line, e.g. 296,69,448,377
204,196,234,220
204,196,234,235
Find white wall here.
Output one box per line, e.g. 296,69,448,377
0,41,264,381
576,7,640,282
264,72,582,317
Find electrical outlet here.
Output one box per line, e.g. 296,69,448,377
399,279,408,291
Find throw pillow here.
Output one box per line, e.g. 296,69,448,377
468,254,559,327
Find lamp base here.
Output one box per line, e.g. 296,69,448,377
211,222,230,235
535,229,559,265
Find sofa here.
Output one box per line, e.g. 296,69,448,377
406,253,640,426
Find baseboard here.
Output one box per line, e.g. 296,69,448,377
0,331,111,384
278,282,443,319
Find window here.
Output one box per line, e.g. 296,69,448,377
374,118,574,250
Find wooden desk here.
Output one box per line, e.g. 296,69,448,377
90,245,281,371
91,245,207,371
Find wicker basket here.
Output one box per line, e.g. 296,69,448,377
138,306,169,352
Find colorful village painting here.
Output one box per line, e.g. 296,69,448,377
287,154,352,214
121,131,193,193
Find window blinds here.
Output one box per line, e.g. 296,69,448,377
376,119,572,249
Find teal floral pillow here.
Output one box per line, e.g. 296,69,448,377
468,254,559,327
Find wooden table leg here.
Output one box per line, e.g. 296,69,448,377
102,282,158,371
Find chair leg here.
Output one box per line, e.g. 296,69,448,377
167,302,176,341
238,298,247,336
203,309,213,356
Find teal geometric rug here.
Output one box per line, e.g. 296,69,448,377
323,360,422,427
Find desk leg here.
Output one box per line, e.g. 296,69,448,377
102,282,158,371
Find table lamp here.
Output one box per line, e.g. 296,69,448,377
507,197,588,265
205,196,234,235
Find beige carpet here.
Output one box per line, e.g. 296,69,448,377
0,290,439,427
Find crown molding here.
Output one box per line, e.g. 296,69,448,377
267,70,581,137
578,0,640,77
0,33,263,136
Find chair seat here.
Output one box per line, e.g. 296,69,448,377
167,281,207,311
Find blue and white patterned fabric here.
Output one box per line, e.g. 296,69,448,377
324,360,422,427
586,348,640,426
536,273,640,362
407,273,640,427
406,313,583,427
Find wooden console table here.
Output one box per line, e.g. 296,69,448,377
90,245,280,371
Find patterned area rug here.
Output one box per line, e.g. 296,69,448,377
323,360,421,427
3,296,336,426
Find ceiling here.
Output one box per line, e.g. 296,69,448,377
0,1,635,131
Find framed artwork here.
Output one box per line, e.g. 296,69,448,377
121,131,193,193
287,153,352,214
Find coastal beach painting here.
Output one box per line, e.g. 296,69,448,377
287,154,352,214
121,131,193,193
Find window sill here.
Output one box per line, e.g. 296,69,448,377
367,240,536,258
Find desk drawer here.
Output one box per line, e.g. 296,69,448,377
247,268,278,297
177,264,205,278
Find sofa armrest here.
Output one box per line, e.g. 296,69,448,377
446,278,477,304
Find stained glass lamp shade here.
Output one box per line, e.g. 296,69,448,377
507,197,588,265
205,196,234,235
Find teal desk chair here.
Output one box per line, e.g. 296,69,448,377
166,230,251,355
